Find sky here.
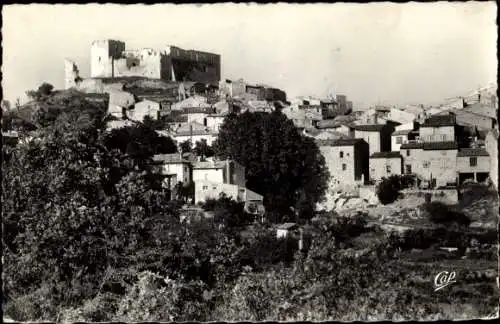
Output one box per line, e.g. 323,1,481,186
2,2,497,109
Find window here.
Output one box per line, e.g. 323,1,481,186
405,164,412,174
423,161,430,168
427,135,432,141
342,164,347,171
441,134,446,141
339,151,344,158
204,174,208,180
386,165,391,173
470,157,477,167
202,185,208,190
406,150,410,156
396,136,403,144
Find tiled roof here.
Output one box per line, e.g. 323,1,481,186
422,141,458,150
400,142,424,149
316,138,365,147
457,148,489,157
193,160,228,169
422,114,455,127
353,124,386,132
392,129,413,136
152,153,189,164
370,151,402,159
277,222,298,230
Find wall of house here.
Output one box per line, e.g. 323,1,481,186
354,141,370,183
387,108,415,124
369,157,402,181
174,134,216,147
195,181,239,203
187,113,208,125
391,134,408,152
455,111,494,130
160,163,191,184
206,116,225,133
401,148,423,176
108,90,135,117
354,130,381,155
395,122,416,131
420,125,455,142
193,167,224,183
129,100,161,122
319,145,357,186
457,156,490,173
419,149,458,186
485,132,498,189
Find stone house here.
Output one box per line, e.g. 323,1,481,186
386,107,416,125
456,148,491,185
419,114,456,143
276,223,299,239
353,124,394,155
152,153,193,190
400,141,425,176
419,142,459,188
391,129,419,152
219,79,247,98
128,99,161,122
452,110,497,130
193,159,264,207
369,151,402,181
484,129,498,189
170,122,217,148
317,138,369,186
108,90,135,118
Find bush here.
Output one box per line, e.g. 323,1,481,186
376,175,402,205
424,202,471,226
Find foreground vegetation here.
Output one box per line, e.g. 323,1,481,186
2,88,498,321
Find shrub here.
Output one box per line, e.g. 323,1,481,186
424,202,471,226
376,175,402,205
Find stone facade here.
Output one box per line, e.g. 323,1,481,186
90,39,221,83
318,139,369,186
485,130,499,189
369,152,403,181
456,148,491,184
129,99,161,122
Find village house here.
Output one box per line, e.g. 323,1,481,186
400,141,424,176
484,129,499,189
419,114,456,143
276,223,299,239
352,124,394,155
281,106,323,129
152,153,193,194
354,108,389,125
219,79,247,99
456,148,491,185
169,121,217,148
317,138,369,186
385,107,416,125
128,99,162,122
193,159,264,208
108,89,135,118
391,127,419,152
369,151,403,182
419,142,459,188
450,110,497,130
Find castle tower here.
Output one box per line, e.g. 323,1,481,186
90,40,126,78
64,59,82,89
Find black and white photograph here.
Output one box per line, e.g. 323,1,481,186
1,2,498,322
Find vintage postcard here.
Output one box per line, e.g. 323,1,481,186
2,2,498,322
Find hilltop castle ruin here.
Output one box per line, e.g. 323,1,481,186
65,39,221,90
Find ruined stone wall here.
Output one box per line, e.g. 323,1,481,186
90,40,126,78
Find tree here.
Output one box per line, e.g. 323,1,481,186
26,82,54,100
213,111,329,220
193,139,214,159
180,140,192,153
376,175,401,205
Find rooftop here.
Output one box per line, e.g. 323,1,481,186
422,114,456,127
400,142,424,149
277,222,298,230
422,141,458,151
316,138,365,147
352,124,387,132
392,129,414,136
193,160,228,169
457,148,490,157
370,151,402,159
152,153,190,164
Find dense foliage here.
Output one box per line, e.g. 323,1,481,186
213,111,329,221
376,174,416,205
2,89,497,322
